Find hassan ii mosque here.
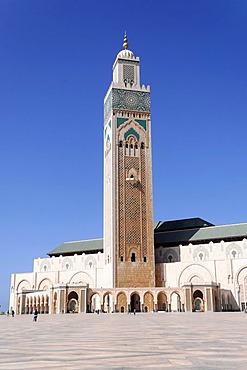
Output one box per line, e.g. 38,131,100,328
10,34,247,315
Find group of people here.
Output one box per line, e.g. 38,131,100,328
6,310,15,317
7,309,38,321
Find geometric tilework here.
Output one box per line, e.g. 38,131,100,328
124,128,139,141
112,89,150,112
104,89,150,121
117,117,128,128
135,119,146,130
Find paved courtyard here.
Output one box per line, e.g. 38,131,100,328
0,312,246,369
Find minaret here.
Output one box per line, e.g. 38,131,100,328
103,34,155,288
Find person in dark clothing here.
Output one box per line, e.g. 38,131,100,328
33,309,38,322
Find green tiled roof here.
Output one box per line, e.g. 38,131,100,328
155,223,247,246
47,219,247,256
48,238,103,256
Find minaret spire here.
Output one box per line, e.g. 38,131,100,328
123,31,128,49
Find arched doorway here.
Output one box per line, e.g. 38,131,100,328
67,291,78,313
171,292,181,312
103,292,113,313
237,268,247,311
157,292,168,311
193,290,204,312
130,292,141,312
90,293,101,312
116,292,127,313
143,292,154,312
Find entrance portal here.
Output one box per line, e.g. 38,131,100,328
194,298,202,311
68,299,77,312
131,293,140,312
193,290,204,312
67,291,78,313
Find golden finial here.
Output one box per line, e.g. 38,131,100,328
123,31,128,49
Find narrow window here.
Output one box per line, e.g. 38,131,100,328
119,141,123,147
120,256,123,262
130,144,133,149
141,142,145,149
198,253,203,261
144,257,147,262
126,143,128,148
135,144,138,149
168,255,173,263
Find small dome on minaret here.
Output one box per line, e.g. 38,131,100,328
117,32,135,59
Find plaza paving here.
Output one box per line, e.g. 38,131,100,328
0,312,246,369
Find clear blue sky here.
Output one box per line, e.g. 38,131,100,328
1,0,247,311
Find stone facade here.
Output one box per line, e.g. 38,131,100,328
155,238,247,311
9,236,247,314
103,43,155,288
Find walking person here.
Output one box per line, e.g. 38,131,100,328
33,309,38,322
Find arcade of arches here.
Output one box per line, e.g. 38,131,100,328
16,284,221,315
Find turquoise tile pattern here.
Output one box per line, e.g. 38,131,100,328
104,89,150,120
124,128,140,141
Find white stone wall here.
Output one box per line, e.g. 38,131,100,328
10,252,105,309
156,238,247,308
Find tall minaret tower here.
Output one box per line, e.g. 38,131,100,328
103,34,155,288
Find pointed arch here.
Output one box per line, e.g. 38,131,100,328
157,291,168,311
178,264,213,287
69,271,93,286
16,279,31,293
116,291,128,313
38,278,53,291
143,291,154,312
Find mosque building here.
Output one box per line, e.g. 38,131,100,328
9,35,247,315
